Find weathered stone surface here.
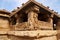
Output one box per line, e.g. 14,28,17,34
0,0,59,40
0,31,7,34
57,30,60,40
0,18,10,31
0,35,57,40
8,36,57,40
15,22,28,31
57,20,60,30
0,30,57,40
0,35,8,40
38,21,53,30
8,30,57,37
35,36,57,40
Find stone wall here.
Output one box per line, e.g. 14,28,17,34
0,35,57,40
38,21,53,30
57,30,60,40
0,30,57,40
8,36,57,40
0,35,8,40
0,17,10,31
12,21,53,31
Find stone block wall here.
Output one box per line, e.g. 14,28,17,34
38,21,53,30
0,18,10,31
0,35,57,40
57,30,60,40
0,30,57,40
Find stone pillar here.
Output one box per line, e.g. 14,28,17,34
14,14,19,31
56,19,60,30
48,14,54,29
56,19,60,40
15,14,19,25
49,14,54,24
26,5,39,30
48,14,54,26
49,17,53,25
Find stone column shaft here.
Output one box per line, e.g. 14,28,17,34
26,5,39,30
28,11,37,29
48,14,54,24
48,14,54,30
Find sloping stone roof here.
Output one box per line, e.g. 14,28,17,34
11,0,53,16
10,0,59,18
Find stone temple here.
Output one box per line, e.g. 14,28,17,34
0,0,60,40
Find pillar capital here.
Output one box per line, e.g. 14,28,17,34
26,5,40,13
50,14,54,18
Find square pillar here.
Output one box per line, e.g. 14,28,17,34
26,5,39,30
